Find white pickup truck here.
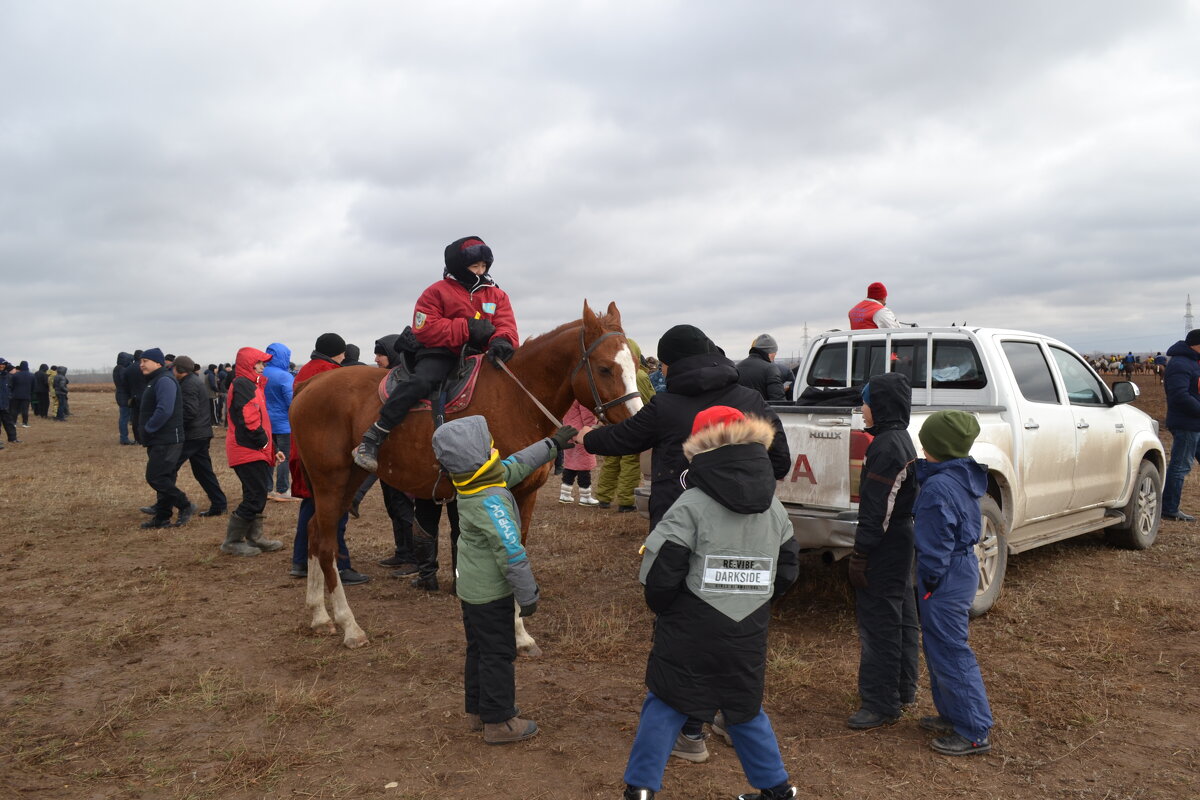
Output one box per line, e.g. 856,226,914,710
773,326,1164,614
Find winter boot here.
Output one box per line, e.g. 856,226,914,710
411,574,439,592
578,487,601,506
247,514,284,552
352,423,389,473
483,716,538,744
558,484,574,503
220,515,260,556
624,788,655,800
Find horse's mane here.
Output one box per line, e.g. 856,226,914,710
519,312,620,349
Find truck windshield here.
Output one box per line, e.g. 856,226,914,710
806,339,986,390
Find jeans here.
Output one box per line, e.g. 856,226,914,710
118,404,132,443
1162,428,1200,514
271,433,291,493
292,497,351,570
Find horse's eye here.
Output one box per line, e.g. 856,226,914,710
598,366,613,376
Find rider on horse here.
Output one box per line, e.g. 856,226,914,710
353,236,519,472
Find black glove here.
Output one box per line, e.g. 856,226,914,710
847,551,869,589
466,318,496,350
921,576,940,599
519,601,538,618
551,425,578,452
487,337,515,367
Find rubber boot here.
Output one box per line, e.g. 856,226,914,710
220,515,260,556
558,484,574,503
352,423,389,473
247,514,284,552
483,716,538,744
578,487,601,506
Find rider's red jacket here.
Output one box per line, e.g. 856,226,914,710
412,277,518,351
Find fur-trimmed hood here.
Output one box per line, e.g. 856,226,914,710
683,415,779,514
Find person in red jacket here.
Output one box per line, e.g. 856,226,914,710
221,346,286,557
848,282,901,330
353,236,519,472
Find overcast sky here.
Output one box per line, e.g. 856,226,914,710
3,0,1199,373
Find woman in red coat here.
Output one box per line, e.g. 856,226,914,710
220,346,285,557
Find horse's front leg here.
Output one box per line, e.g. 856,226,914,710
513,599,542,658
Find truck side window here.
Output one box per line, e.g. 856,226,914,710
807,342,848,386
1049,346,1108,406
1002,341,1060,404
931,342,987,389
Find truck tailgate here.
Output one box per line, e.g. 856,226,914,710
775,407,857,510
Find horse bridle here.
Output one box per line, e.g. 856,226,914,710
569,327,641,423
496,326,639,427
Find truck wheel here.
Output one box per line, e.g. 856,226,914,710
970,496,1007,618
1105,460,1161,550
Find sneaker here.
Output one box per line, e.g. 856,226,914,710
1162,510,1196,522
289,563,308,578
140,518,173,529
617,505,637,513
388,565,420,578
483,716,538,744
670,732,709,763
21,424,30,428
624,788,655,800
847,708,899,730
378,554,415,568
710,711,733,746
338,568,371,586
198,506,227,517
931,732,991,756
918,715,956,734
738,786,798,800
139,506,157,515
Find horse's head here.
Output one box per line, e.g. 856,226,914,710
571,301,644,424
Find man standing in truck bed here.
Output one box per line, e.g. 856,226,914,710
848,282,901,330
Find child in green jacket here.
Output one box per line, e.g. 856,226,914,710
431,415,576,744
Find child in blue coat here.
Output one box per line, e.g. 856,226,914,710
914,410,993,755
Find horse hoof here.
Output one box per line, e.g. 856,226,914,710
343,633,369,649
518,642,543,658
312,621,337,636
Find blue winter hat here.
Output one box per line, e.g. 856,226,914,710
860,383,870,406
142,348,166,365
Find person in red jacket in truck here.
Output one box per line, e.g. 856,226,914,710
848,282,901,330
353,236,519,472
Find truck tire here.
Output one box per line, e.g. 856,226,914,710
970,496,1007,618
1105,460,1161,550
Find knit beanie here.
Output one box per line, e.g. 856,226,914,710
1186,329,1200,346
867,282,887,301
657,324,717,366
691,405,745,435
751,333,778,354
314,332,346,358
141,348,166,365
919,410,980,461
344,344,360,363
173,355,196,374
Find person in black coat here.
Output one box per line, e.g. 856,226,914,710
9,361,35,427
114,352,135,444
845,372,920,730
736,334,786,403
138,349,193,528
172,356,227,517
33,364,50,418
581,324,791,530
123,350,148,444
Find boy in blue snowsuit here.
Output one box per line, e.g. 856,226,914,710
914,410,993,755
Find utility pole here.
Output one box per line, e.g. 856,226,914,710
1187,294,1194,336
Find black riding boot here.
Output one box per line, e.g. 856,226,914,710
353,423,390,473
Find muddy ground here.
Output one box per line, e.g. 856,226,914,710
2,377,1197,799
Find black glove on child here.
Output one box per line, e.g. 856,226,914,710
487,337,515,366
552,425,578,451
467,318,496,350
519,601,538,618
847,552,869,589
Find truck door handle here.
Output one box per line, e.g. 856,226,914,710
1076,420,1090,429
815,418,851,427
1024,419,1040,430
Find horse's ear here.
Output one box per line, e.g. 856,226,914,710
582,300,601,333
604,301,622,328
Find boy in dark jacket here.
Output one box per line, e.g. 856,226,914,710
623,406,799,800
430,415,576,745
845,372,919,730
1161,330,1200,520
914,410,993,755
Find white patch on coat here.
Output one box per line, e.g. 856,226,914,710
615,345,644,416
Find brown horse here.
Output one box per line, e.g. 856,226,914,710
289,301,642,649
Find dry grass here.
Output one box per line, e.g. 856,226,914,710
1,381,1198,799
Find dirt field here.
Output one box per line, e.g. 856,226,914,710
2,378,1197,800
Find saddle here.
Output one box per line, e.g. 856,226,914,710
377,354,486,415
